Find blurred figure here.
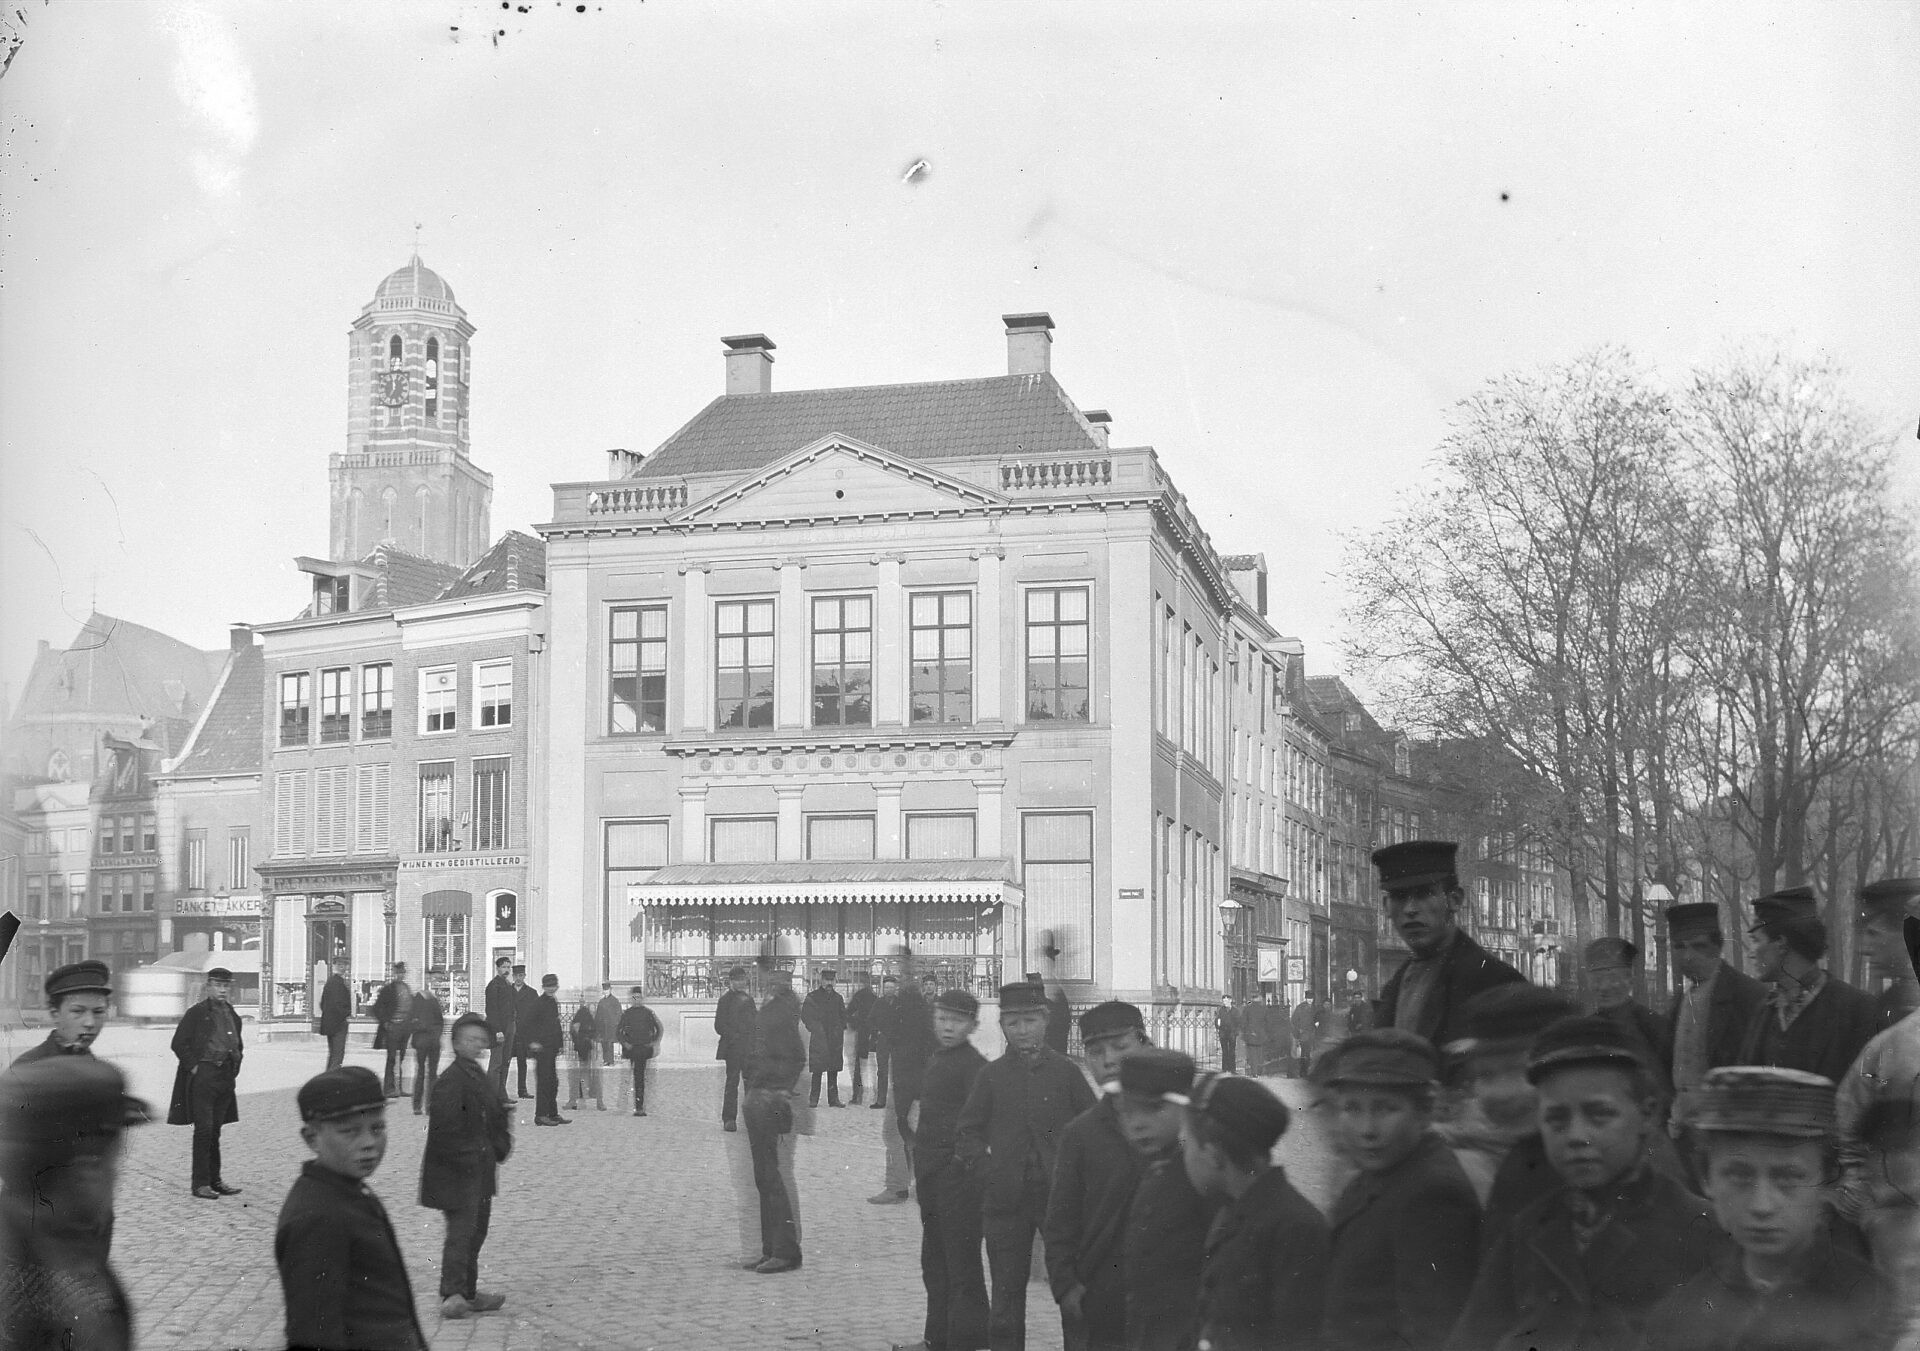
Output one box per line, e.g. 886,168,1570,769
510,965,540,1100
1662,902,1767,1144
408,970,446,1117
482,956,518,1095
319,960,353,1071
1438,984,1576,1218
1118,1049,1210,1351
593,982,624,1072
1582,938,1672,1101
802,968,848,1107
1263,994,1293,1076
715,965,757,1131
847,971,879,1105
1346,991,1372,1035
566,992,603,1112
1215,996,1240,1073
421,1013,512,1320
617,986,663,1116
743,967,805,1274
168,967,244,1200
1291,997,1319,1078
13,959,113,1064
370,961,414,1098
1239,994,1266,1076
528,974,568,1126
870,974,901,1110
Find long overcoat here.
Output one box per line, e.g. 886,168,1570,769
318,972,351,1036
1043,1095,1145,1338
166,998,243,1126
1662,960,1766,1079
418,1056,512,1211
715,987,758,1063
801,985,848,1073
847,983,879,1057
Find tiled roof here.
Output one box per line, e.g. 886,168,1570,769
637,373,1105,479
167,643,263,778
644,860,1014,887
438,531,547,600
8,613,222,734
358,544,464,610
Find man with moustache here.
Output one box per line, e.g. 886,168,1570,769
1371,840,1525,1052
12,960,114,1065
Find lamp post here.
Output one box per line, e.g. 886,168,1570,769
1218,897,1248,1000
1642,882,1674,996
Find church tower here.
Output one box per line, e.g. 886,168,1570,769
330,257,493,567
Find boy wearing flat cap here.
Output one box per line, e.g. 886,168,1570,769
276,1066,425,1351
421,1012,512,1319
1180,1072,1328,1351
14,959,114,1064
1044,1001,1151,1351
1735,886,1881,1084
956,981,1097,1350
900,988,992,1351
1447,1016,1718,1351
1370,841,1524,1050
1319,1029,1480,1351
1642,1067,1891,1351
1117,1048,1212,1351
1440,984,1575,1212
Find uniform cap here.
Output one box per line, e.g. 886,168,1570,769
45,960,113,1001
1858,878,1920,926
1584,937,1637,970
1691,1066,1837,1139
727,966,748,979
451,1012,492,1039
1187,1073,1291,1154
1371,840,1459,895
820,969,837,981
1448,984,1577,1058
934,988,980,1018
1078,1000,1145,1045
1664,903,1722,937
1023,971,1044,983
297,1067,386,1123
765,967,795,984
1526,1014,1646,1084
998,981,1048,1012
1313,1029,1438,1089
541,974,559,988
1118,1047,1196,1102
629,986,645,997
1751,887,1821,930
511,964,527,975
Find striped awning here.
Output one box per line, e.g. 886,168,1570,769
629,859,1019,908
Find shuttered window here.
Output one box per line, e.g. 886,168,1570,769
419,762,455,853
906,814,976,860
354,764,390,853
274,771,311,856
351,892,386,981
1023,812,1094,980
273,896,305,978
710,817,776,863
806,815,875,861
472,757,509,850
314,766,352,855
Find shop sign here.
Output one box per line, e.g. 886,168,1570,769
174,895,265,916
400,855,527,872
1257,947,1285,982
1286,956,1306,983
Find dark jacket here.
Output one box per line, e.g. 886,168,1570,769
525,991,563,1054
569,1004,598,1058
848,983,880,1056
318,972,351,1036
914,1039,988,1176
888,984,938,1096
1479,1131,1696,1261
1217,1004,1242,1044
483,974,518,1041
1375,929,1527,1051
513,984,543,1050
1123,1150,1215,1351
1598,1000,1674,1098
408,989,444,1050
1325,1132,1481,1351
1663,960,1766,1079
954,1047,1097,1210
617,1002,663,1061
1736,974,1883,1085
166,997,243,1126
370,978,412,1035
1447,1166,1720,1351
11,1033,90,1065
1044,1096,1145,1342
276,1161,425,1351
1637,1232,1892,1351
594,993,624,1045
1195,1166,1331,1351
419,1056,511,1211
801,984,848,1072
1046,989,1072,1054
747,987,806,1092
715,987,757,1063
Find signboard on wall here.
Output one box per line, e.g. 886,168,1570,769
1257,947,1284,982
1286,956,1306,983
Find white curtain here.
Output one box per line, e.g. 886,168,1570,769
273,896,305,982
351,892,386,982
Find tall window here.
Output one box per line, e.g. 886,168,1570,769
360,663,394,740
279,672,311,746
118,815,136,853
354,764,391,853
715,600,775,729
811,595,873,726
273,770,311,856
1024,813,1094,980
229,829,251,890
418,762,455,853
710,817,777,863
420,667,457,734
185,831,207,890
1025,587,1090,721
475,659,512,728
910,592,972,724
606,819,670,938
97,818,114,855
25,876,41,921
609,605,668,733
141,814,157,852
138,872,155,912
906,813,976,860
471,757,510,850
425,336,439,419
806,815,876,861
319,667,352,743
117,875,134,914
425,913,467,978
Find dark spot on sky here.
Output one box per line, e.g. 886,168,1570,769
1500,192,1510,202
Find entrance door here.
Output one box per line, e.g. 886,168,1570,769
309,916,348,1015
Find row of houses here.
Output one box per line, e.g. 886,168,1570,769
1,259,1579,1057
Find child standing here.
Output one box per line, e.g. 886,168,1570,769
1116,1048,1211,1351
420,1013,513,1319
275,1066,425,1351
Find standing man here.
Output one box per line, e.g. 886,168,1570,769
955,981,1097,1351
319,960,352,1071
421,1012,512,1320
1290,995,1318,1079
802,968,849,1108
483,955,518,1095
1663,901,1767,1140
886,960,939,1195
12,959,113,1064
1737,885,1881,1083
744,967,805,1275
1240,994,1266,1077
510,965,540,1100
1215,996,1239,1074
871,975,901,1110
1371,840,1526,1049
528,974,569,1127
617,985,663,1116
1264,994,1293,1076
565,996,602,1113
408,970,446,1117
370,962,415,1100
168,967,245,1200
715,965,757,1132
847,972,879,1106
594,982,624,1073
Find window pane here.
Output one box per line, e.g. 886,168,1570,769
711,817,777,863
1023,812,1091,861
907,814,975,860
807,816,876,861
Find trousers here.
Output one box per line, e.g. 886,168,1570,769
188,1061,237,1190
629,1057,652,1110
918,1161,989,1351
515,1049,534,1096
439,1191,492,1300
567,1058,602,1106
1219,1036,1237,1074
744,1091,801,1264
535,1048,560,1118
809,1069,841,1106
412,1041,441,1113
722,1055,746,1124
382,1039,409,1096
488,1031,515,1091
983,1181,1051,1351
324,1028,347,1071
883,1098,913,1193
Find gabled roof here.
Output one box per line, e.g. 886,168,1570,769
636,372,1105,479
166,643,263,779
356,544,464,611
8,613,222,733
438,531,547,600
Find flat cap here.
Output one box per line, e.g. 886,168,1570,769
935,988,980,1018
728,966,748,979
511,964,527,974
541,973,559,988
206,967,234,982
820,969,837,981
765,967,795,983
1189,1073,1291,1154
451,1012,492,1038
1023,971,1044,983
1079,1000,1145,1045
1751,887,1821,930
1313,1029,1438,1089
0,1056,147,1152
1371,840,1459,895
45,960,113,1001
1664,903,1722,936
1526,1014,1646,1084
1858,878,1920,926
1118,1047,1195,1102
998,981,1048,1012
297,1067,386,1123
1449,984,1577,1058
1584,937,1637,970
1691,1066,1837,1139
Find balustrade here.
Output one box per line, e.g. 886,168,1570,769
999,458,1113,491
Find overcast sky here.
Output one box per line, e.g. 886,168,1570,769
3,1,1915,706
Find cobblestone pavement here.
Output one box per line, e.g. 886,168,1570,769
19,1032,1345,1351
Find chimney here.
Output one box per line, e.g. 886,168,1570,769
606,447,646,479
1003,312,1054,375
1084,409,1111,448
229,623,254,654
722,334,776,395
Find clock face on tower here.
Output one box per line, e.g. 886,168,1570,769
378,364,408,406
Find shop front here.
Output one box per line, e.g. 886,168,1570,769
259,862,396,1021
170,893,264,955
395,854,529,1020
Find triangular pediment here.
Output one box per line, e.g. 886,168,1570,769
671,436,1004,526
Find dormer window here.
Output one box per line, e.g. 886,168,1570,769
425,337,439,419
314,575,350,615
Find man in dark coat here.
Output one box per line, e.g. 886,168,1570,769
13,960,113,1065
168,966,244,1199
319,960,352,1070
369,961,415,1099
1371,840,1526,1051
617,985,663,1115
903,987,992,1351
593,981,624,1067
956,981,1098,1351
889,966,940,1184
1736,886,1882,1085
715,965,757,1131
802,968,849,1107
408,970,446,1117
743,967,806,1274
420,1013,512,1319
847,971,879,1105
1290,997,1319,1077
1662,902,1768,1138
870,974,901,1109
527,974,569,1126
510,965,541,1099
482,955,517,1093
1215,996,1240,1073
